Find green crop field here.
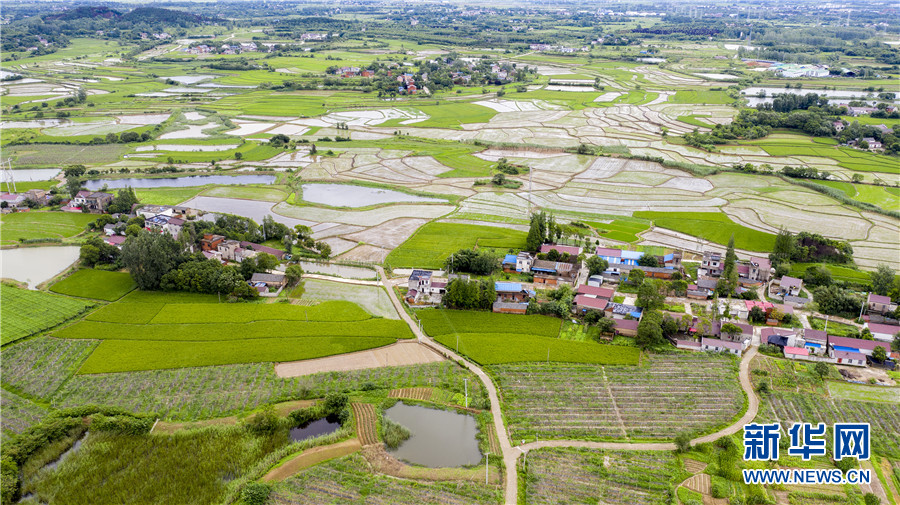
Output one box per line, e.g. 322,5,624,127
827,381,900,403
50,269,136,301
135,187,204,206
0,180,58,192
0,284,95,345
78,336,397,373
0,212,96,245
584,219,650,243
745,135,899,174
788,263,871,284
813,181,899,211
633,211,777,252
3,144,131,167
385,222,527,269
57,296,412,372
410,102,498,129
671,90,734,104
418,309,639,365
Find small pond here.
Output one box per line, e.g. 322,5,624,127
384,403,482,468
0,246,80,289
290,416,341,442
300,184,445,208
82,175,276,190
5,168,61,182
181,196,311,229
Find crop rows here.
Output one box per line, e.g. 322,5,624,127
270,454,501,505
491,355,742,440
53,361,482,421
760,392,900,459
525,448,680,505
1,337,98,398
0,284,95,345
0,388,48,436
418,309,561,339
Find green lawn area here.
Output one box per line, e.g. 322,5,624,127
0,180,59,192
135,187,204,206
808,317,859,337
200,186,287,202
57,297,412,373
408,102,498,129
49,269,136,301
789,263,871,284
745,135,899,174
827,381,899,403
385,222,527,269
0,284,95,345
584,219,650,243
813,181,899,211
418,309,640,365
676,115,715,128
0,212,96,245
633,211,776,252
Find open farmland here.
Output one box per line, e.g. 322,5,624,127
49,269,136,301
0,389,47,438
55,297,413,373
269,454,502,504
491,354,744,441
301,279,398,319
386,222,527,269
0,212,95,245
418,309,640,365
524,448,686,505
633,211,777,251
53,361,482,421
1,337,98,397
0,284,95,345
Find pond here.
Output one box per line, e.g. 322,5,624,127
6,168,61,182
297,261,375,280
0,246,80,289
289,416,342,442
383,403,482,468
82,175,276,190
300,184,445,208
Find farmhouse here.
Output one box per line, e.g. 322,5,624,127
406,270,448,304
576,285,614,300
701,337,743,356
541,244,582,257
1,193,26,209
495,281,534,303
201,234,226,252
713,321,753,344
104,235,126,248
832,350,866,367
503,252,534,273
492,301,528,314
699,251,723,277
783,346,810,361
249,272,286,293
778,276,803,297
574,294,608,313
866,322,900,343
613,318,639,337
240,241,288,260
675,339,702,351
762,327,800,348
867,293,898,316
531,259,578,286
746,256,772,284
802,329,828,355
829,335,890,358
72,191,113,213
595,247,643,268
605,302,642,320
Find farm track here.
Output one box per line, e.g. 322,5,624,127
378,266,760,504
352,403,379,446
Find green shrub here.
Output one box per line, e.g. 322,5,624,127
381,417,411,450
241,482,272,505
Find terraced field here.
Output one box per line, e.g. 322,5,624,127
491,355,743,441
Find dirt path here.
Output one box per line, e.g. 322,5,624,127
301,273,381,286
275,341,444,377
262,438,362,482
376,266,761,505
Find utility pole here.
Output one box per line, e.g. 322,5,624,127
858,293,867,321
824,315,829,333
464,378,468,408
485,452,490,485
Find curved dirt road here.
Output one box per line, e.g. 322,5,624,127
375,266,759,504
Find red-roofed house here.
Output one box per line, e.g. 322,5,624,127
540,244,582,257
614,318,639,337
104,235,127,248
574,295,608,313
576,285,614,300
867,294,897,316
783,346,809,361
866,322,900,343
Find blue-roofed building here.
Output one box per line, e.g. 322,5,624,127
502,254,518,269
493,281,533,313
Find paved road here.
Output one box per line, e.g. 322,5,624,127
376,266,760,504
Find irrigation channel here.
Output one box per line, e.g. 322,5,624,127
374,266,761,505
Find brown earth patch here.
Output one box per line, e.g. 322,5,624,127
261,438,362,482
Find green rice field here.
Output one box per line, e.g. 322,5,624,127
0,212,96,245
633,211,777,252
49,269,136,301
0,284,95,345
385,222,527,269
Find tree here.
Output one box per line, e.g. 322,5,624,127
636,279,665,310
893,333,900,353
871,264,895,296
773,227,794,263
635,311,665,349
674,433,691,453
627,268,645,287
79,244,100,267
595,318,615,336
525,211,548,252
255,252,278,272
863,493,880,505
813,362,831,378
803,265,832,288
315,241,331,259
720,234,738,296
66,177,83,199
242,483,272,505
637,254,659,268
748,306,766,323
64,165,86,178
121,231,184,290
235,151,243,160
721,323,742,340
872,345,887,363
586,256,608,276
108,187,139,214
